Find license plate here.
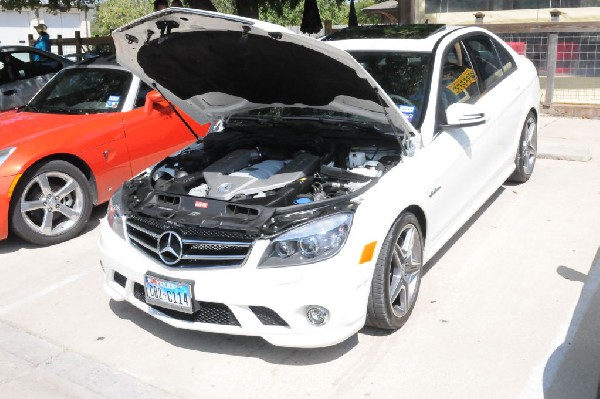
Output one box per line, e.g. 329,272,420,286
144,274,193,314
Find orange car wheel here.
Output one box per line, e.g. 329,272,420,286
11,160,93,245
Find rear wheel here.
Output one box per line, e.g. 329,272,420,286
11,160,93,245
509,111,537,183
366,212,424,330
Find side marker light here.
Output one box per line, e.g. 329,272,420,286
359,241,377,264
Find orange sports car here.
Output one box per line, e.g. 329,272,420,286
0,56,206,245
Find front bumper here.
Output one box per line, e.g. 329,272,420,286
99,219,371,348
0,175,17,240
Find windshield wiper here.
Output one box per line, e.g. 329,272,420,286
23,104,40,113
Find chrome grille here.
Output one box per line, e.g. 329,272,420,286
126,218,253,268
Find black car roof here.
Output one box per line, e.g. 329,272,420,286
76,54,119,66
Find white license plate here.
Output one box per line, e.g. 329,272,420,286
144,274,193,314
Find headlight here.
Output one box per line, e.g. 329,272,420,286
107,187,126,240
258,213,353,268
0,147,16,168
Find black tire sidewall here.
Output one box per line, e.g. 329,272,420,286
367,212,423,330
511,111,537,183
10,160,93,245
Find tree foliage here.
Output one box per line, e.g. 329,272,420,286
0,0,95,12
259,0,348,26
92,0,153,36
92,0,387,37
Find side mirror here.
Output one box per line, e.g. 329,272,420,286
443,102,487,128
144,90,165,115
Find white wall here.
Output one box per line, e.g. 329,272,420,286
0,10,33,45
0,8,93,46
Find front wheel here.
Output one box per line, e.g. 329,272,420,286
10,160,93,245
509,111,537,183
366,212,424,330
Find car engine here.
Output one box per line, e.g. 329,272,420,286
121,129,401,233
150,140,399,207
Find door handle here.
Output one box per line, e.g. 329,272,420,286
2,89,17,96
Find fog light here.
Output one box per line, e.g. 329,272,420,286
306,306,329,326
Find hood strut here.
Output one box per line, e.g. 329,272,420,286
376,90,414,157
153,83,200,141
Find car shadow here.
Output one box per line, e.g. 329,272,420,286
423,186,505,275
0,203,107,254
543,248,600,398
108,299,358,364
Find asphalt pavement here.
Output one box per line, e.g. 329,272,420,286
0,115,599,399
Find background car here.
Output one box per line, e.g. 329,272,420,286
0,56,207,245
101,11,539,348
0,45,73,111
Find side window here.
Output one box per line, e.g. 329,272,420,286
464,35,507,90
495,40,517,75
134,82,153,108
439,41,480,113
7,51,61,80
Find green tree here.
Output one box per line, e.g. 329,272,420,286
92,0,153,36
259,0,348,26
0,0,95,12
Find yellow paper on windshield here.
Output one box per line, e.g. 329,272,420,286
447,68,477,95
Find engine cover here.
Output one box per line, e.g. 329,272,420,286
202,149,320,201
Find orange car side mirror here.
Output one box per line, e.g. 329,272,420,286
144,90,166,115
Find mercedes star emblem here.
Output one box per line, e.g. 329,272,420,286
157,231,183,265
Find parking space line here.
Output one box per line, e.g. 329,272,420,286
0,270,93,316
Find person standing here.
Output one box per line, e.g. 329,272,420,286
33,24,50,52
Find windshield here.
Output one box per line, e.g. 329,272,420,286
27,67,132,114
348,51,432,128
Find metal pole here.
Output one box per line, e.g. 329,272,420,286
544,10,561,106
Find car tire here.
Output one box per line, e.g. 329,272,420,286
509,111,537,183
10,160,93,245
366,212,424,330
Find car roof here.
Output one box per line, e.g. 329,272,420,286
0,45,44,52
324,25,491,53
322,24,451,42
70,55,129,70
0,45,75,65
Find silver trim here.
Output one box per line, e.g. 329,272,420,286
125,220,253,267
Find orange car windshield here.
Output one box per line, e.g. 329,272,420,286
27,68,133,114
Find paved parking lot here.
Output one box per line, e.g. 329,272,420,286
1,116,599,399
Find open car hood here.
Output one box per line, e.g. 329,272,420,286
112,9,417,141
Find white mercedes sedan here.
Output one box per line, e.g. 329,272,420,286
99,10,539,348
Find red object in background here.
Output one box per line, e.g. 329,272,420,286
557,42,579,61
506,41,527,55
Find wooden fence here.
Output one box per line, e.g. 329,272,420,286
28,31,114,61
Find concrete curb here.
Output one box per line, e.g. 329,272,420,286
0,322,181,399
